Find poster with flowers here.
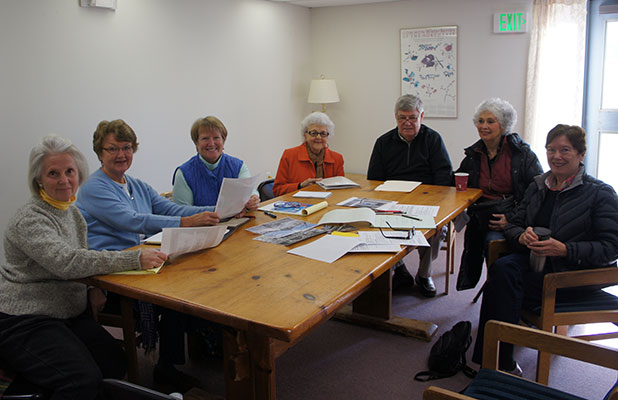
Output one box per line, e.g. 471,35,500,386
401,26,457,118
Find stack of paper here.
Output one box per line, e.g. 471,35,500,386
293,191,332,199
375,180,421,192
316,176,360,190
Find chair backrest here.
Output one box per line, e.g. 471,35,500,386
487,239,509,267
101,379,176,400
257,179,275,202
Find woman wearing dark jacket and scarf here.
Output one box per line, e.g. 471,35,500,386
471,124,618,375
455,98,543,290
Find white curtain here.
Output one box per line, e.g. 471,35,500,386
524,0,587,170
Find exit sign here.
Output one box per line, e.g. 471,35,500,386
493,11,528,33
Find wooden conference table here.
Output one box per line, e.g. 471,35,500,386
84,173,481,400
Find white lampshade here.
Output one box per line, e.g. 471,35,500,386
308,77,340,107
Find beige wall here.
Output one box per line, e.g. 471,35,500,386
0,0,533,253
311,0,533,174
0,0,311,253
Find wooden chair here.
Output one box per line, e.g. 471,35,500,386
97,296,140,383
423,320,618,400
442,221,456,294
483,239,618,385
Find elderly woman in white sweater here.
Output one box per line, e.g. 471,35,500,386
0,135,166,399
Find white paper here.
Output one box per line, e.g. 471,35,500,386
287,234,360,263
215,174,264,219
317,207,436,230
358,230,430,247
144,231,163,244
293,191,332,199
316,176,360,189
374,180,421,192
376,203,440,217
348,243,402,253
161,226,227,257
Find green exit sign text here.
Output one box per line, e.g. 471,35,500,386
493,11,528,33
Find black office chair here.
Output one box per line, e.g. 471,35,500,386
0,367,46,400
257,178,275,201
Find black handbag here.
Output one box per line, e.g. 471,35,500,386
466,195,515,229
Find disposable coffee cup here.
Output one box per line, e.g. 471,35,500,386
454,172,469,191
530,227,552,272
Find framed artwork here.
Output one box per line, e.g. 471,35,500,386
401,26,458,118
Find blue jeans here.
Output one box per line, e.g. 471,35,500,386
0,312,126,400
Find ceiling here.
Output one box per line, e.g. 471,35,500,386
270,0,399,8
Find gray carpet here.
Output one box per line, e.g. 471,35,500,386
127,231,618,399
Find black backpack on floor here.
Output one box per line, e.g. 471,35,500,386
414,320,477,381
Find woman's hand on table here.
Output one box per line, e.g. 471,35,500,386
181,211,220,227
299,178,322,189
139,248,168,270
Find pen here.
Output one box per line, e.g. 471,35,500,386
400,214,421,221
375,210,403,214
263,210,277,219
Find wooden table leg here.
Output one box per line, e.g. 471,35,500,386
223,328,276,400
334,264,438,342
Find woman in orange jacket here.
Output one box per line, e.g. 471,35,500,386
273,112,345,196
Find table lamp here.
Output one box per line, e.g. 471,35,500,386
308,75,340,113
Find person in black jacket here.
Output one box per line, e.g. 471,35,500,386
471,124,618,375
368,94,453,297
455,98,542,291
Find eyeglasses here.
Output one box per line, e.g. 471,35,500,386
102,145,133,155
546,146,575,155
273,201,303,210
306,130,329,138
378,221,414,239
396,115,420,123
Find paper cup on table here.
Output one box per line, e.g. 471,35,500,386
301,201,329,216
454,172,469,191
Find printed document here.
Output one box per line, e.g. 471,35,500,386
215,174,264,219
317,207,436,229
376,203,440,217
161,225,227,258
287,234,360,263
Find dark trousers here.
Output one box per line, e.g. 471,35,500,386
471,253,544,370
471,253,600,370
0,312,126,400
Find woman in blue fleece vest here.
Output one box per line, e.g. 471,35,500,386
172,116,259,211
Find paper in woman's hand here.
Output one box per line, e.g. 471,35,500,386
214,174,264,219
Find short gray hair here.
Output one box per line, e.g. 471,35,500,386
28,134,90,197
300,112,335,140
395,94,424,114
472,98,517,134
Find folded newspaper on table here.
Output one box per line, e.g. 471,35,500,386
317,207,436,229
316,176,360,190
